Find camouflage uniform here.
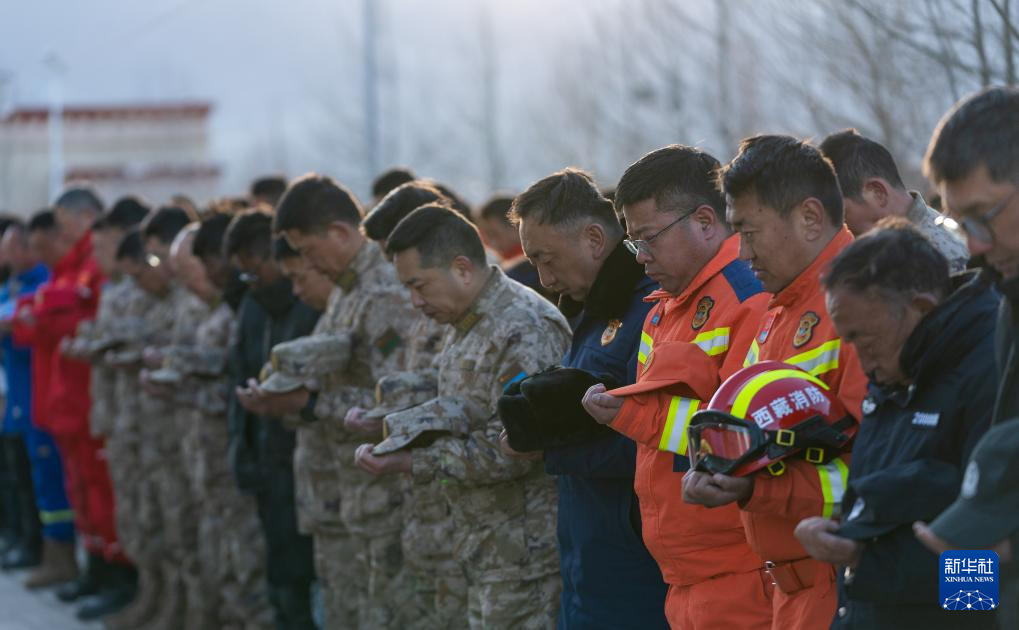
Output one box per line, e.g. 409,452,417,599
408,268,571,629
302,242,423,629
170,301,272,629
116,284,195,628
104,281,159,565
369,316,470,629
906,191,971,273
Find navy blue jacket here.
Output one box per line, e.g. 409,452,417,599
834,273,999,630
0,264,49,434
544,243,668,629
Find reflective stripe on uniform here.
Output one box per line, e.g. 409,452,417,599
658,396,700,455
692,327,730,357
786,339,841,377
638,331,654,365
817,458,850,519
744,339,760,367
39,509,75,525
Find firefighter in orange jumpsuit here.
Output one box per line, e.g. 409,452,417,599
682,135,868,630
582,145,773,629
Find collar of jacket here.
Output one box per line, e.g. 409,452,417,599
17,263,48,289
558,240,649,320
770,227,853,309
999,272,1019,325
641,234,743,310
250,276,298,319
55,230,94,277
452,266,503,335
335,240,380,292
882,271,998,404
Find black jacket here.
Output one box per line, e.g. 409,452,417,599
227,276,320,587
993,274,1019,629
833,273,999,630
227,277,321,490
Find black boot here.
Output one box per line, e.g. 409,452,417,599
75,562,137,621
56,553,107,602
1,541,40,569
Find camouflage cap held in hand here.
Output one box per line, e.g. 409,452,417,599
364,371,438,420
259,332,352,394
371,396,474,456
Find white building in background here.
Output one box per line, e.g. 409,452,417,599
0,102,221,215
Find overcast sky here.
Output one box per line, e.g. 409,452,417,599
0,0,589,202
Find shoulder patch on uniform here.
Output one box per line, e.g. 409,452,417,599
691,297,714,330
374,327,403,357
721,260,764,304
792,311,820,348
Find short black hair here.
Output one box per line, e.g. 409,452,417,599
251,175,288,206
431,181,472,218
615,145,727,223
55,185,104,214
225,208,273,259
0,214,23,237
371,167,416,199
141,206,196,245
823,217,951,301
719,134,844,225
96,196,151,232
272,236,301,261
386,204,487,268
193,212,233,259
363,181,449,242
478,194,515,226
819,129,905,200
510,168,622,233
115,230,145,262
27,209,57,233
273,173,364,234
925,86,1019,186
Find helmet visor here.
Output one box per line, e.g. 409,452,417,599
688,411,763,474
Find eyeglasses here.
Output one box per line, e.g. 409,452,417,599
623,207,698,257
937,188,1017,244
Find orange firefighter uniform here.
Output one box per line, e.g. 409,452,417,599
608,236,773,629
738,226,869,629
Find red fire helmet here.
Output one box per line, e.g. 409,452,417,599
687,361,857,477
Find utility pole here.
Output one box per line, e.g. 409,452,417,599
363,0,380,185
45,53,66,202
479,0,503,191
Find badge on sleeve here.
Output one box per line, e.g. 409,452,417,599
601,319,623,346
691,296,715,330
792,311,820,348
374,327,403,358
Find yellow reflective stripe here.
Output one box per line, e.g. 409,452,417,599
39,509,75,525
658,396,700,454
731,369,829,418
692,327,730,357
817,458,850,519
638,331,654,365
744,339,760,367
786,339,841,377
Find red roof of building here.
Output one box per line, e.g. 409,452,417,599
64,163,221,182
2,102,213,124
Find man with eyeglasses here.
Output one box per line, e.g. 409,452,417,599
911,86,1019,627
581,145,773,629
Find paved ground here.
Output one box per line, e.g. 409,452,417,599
0,568,102,630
